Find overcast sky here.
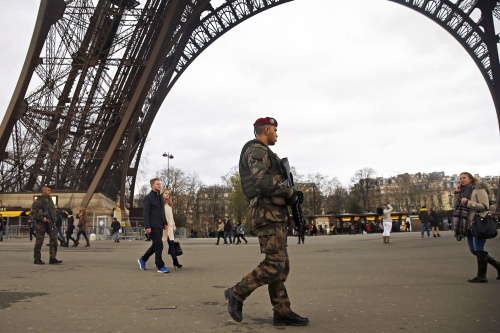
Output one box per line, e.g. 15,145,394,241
1,0,499,189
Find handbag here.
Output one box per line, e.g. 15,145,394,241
174,241,183,256
471,213,498,239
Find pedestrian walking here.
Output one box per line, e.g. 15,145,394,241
429,207,441,237
215,219,224,245
111,217,121,243
137,178,169,273
64,210,77,247
75,208,90,247
452,172,500,283
419,206,431,238
161,189,182,269
235,221,247,244
224,117,309,326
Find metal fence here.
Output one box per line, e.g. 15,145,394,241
2,226,188,240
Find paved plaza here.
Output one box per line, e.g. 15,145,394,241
0,231,499,333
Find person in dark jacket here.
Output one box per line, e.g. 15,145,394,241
419,206,430,238
137,178,169,273
111,217,121,243
223,215,233,245
63,211,77,247
429,207,441,237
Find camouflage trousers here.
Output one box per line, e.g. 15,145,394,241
232,223,291,314
34,221,58,260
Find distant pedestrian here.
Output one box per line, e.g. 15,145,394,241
235,221,247,244
75,208,90,247
215,219,224,245
429,207,440,237
64,211,77,247
405,217,412,232
223,215,233,245
111,217,121,243
381,203,393,244
55,208,66,246
419,206,430,238
29,218,35,241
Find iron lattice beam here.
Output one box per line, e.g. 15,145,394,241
0,0,292,208
389,0,500,210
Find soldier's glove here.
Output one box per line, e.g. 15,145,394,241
286,189,304,206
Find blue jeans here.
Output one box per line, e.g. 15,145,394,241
223,231,232,244
113,231,120,241
421,223,430,236
467,234,486,255
57,226,65,242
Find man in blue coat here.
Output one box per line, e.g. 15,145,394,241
138,178,169,273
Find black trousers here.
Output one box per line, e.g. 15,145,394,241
141,227,164,269
216,231,224,244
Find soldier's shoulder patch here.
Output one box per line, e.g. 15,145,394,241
251,144,267,161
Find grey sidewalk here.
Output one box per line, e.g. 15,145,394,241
0,232,499,333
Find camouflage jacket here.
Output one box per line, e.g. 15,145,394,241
241,140,293,229
31,194,56,223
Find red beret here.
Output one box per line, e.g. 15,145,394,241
253,117,278,127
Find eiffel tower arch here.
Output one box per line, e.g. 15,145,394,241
0,0,293,210
389,0,500,208
0,0,499,211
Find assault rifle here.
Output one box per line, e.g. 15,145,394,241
280,158,306,242
42,201,55,234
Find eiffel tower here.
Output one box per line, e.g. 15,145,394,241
0,0,293,210
0,0,499,210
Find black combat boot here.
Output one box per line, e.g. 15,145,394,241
468,251,488,283
273,311,310,326
49,258,63,264
224,288,243,322
485,252,500,280
34,259,45,265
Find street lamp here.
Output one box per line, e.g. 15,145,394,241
162,152,174,188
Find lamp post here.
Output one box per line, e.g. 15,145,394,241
162,152,174,188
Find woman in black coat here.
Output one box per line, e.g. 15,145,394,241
429,207,440,237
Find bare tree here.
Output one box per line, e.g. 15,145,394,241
350,168,377,211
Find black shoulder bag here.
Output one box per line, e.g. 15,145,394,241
471,211,497,239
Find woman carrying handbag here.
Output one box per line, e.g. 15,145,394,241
161,190,182,269
452,172,500,283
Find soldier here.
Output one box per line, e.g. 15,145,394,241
224,117,309,326
31,184,62,265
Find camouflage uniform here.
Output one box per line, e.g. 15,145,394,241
31,194,58,261
231,139,294,315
